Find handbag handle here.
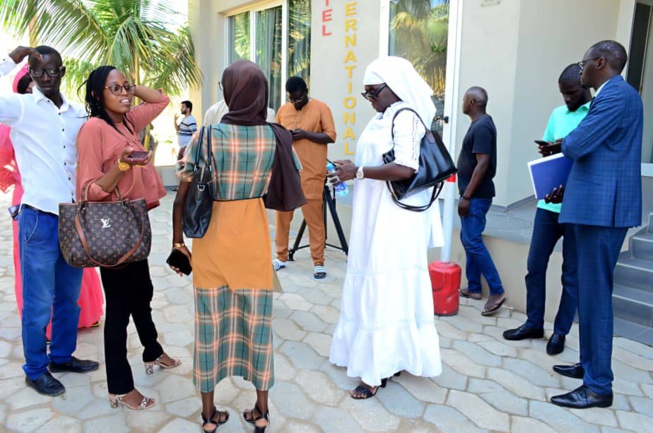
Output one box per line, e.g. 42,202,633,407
74,202,146,268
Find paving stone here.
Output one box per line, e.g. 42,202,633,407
294,369,344,406
423,404,487,433
613,347,653,371
502,358,559,387
487,368,546,401
312,406,364,432
157,374,197,403
341,394,401,432
615,410,653,432
269,381,317,420
158,417,200,433
433,320,470,340
300,287,334,306
452,341,502,367
289,310,327,333
483,325,532,348
375,379,426,418
612,359,652,385
529,401,600,433
52,386,94,416
273,317,308,341
280,421,322,433
641,383,653,398
165,396,200,418
448,389,510,430
478,388,528,416
5,408,54,432
310,305,340,324
510,416,558,433
163,304,193,323
477,340,519,357
614,336,653,360
0,340,11,358
303,332,332,357
441,348,486,378
280,340,324,370
613,378,644,397
318,359,360,391
125,410,169,432
395,374,447,404
442,315,484,333
569,406,618,427
432,364,468,391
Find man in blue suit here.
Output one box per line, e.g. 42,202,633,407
546,40,643,409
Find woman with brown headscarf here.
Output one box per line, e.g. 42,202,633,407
170,60,301,433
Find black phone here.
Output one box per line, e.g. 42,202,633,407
166,249,192,275
534,140,551,146
126,151,149,162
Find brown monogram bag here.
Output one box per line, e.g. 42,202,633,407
58,186,151,268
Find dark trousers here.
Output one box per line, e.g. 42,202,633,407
574,224,627,395
100,259,163,394
524,208,577,334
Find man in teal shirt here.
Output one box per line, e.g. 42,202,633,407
503,64,591,355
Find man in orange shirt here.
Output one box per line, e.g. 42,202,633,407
274,77,336,279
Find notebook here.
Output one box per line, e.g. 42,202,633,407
527,153,574,200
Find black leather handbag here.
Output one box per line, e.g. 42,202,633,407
382,107,457,212
183,126,214,238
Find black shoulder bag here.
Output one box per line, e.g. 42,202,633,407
382,107,457,212
183,125,215,238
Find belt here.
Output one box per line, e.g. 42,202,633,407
21,204,57,216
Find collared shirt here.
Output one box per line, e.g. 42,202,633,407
537,101,591,213
0,57,85,214
593,76,615,98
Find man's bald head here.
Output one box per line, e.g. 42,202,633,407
588,40,628,73
466,86,488,106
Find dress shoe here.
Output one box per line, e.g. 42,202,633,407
551,385,613,409
49,356,99,373
25,371,65,396
503,324,544,341
553,363,584,379
546,333,566,355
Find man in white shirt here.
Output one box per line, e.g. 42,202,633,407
203,99,276,125
0,45,99,397
173,100,197,159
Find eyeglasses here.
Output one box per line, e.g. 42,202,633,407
288,92,306,104
361,83,387,101
104,83,136,96
578,57,601,71
29,67,63,78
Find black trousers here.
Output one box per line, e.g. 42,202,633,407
100,259,163,394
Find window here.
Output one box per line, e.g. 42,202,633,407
227,1,312,112
389,0,450,132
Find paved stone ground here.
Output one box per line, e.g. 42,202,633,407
1,192,652,433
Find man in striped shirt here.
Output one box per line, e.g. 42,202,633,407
174,100,197,159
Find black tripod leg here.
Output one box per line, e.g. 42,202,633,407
324,190,349,255
288,219,307,261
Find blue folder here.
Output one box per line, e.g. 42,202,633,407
527,153,574,200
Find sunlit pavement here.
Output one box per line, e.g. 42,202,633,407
1,192,652,432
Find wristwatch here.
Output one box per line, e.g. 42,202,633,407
355,166,365,180
117,160,131,172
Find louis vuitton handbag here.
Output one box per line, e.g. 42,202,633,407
58,185,151,268
382,107,457,212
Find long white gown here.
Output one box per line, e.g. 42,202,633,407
329,102,444,386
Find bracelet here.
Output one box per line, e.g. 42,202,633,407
461,195,471,201
117,160,131,172
173,243,186,249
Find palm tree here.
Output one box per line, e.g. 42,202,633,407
0,0,201,98
390,0,449,97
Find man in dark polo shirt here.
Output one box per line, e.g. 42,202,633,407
457,86,506,316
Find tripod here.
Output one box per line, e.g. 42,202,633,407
288,184,349,261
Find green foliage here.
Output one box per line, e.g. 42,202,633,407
390,0,449,96
0,0,202,98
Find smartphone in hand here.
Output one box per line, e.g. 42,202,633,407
534,140,551,146
126,151,150,164
166,249,192,275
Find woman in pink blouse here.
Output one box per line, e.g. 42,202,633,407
76,66,180,411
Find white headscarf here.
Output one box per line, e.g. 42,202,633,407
363,56,436,126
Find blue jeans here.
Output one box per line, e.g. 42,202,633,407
19,206,83,380
524,208,577,334
459,198,504,295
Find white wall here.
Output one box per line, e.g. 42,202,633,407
455,0,635,207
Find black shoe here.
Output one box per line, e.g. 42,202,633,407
25,371,65,396
551,385,613,409
553,363,584,379
49,356,99,373
546,333,566,355
503,324,544,341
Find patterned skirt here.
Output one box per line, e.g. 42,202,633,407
193,285,274,393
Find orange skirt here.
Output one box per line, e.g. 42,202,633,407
192,198,273,291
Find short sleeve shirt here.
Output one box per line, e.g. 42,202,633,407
456,114,497,199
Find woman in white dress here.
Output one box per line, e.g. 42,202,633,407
328,56,444,399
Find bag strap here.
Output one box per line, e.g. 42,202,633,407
74,202,146,268
386,106,440,212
